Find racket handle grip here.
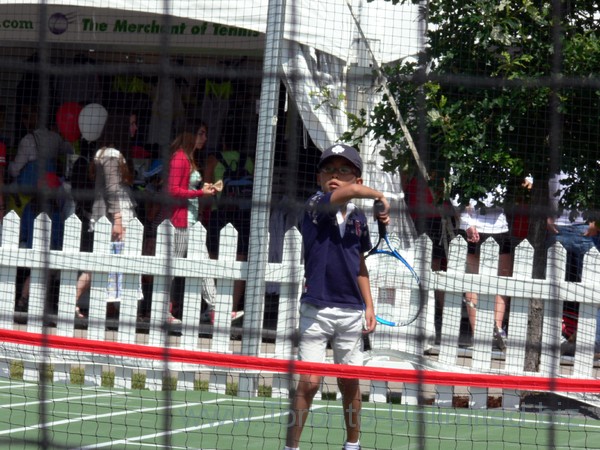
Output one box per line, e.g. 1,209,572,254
373,199,386,215
362,333,372,351
373,200,387,235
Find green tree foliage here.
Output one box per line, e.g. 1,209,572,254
356,0,600,218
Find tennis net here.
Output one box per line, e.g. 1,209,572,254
2,327,600,449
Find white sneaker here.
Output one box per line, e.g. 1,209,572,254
231,310,244,322
167,314,182,325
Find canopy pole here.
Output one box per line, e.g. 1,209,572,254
239,0,287,396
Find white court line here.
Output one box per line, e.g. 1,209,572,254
0,397,218,438
6,388,596,448
327,403,600,432
112,405,600,449
0,383,41,390
0,392,115,410
230,400,600,433
429,410,600,431
79,401,327,449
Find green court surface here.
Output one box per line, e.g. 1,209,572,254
0,378,597,449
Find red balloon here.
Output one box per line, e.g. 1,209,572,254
56,102,83,142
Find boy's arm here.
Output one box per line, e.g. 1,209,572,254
330,183,391,224
358,255,377,333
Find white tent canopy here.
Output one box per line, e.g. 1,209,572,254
1,0,419,64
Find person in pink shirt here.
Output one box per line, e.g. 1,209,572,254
167,124,218,323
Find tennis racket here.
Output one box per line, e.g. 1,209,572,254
366,200,423,327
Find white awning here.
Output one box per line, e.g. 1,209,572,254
0,1,419,63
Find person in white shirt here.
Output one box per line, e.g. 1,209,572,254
452,186,512,351
9,107,73,185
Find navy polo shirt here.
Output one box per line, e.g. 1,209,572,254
300,191,372,309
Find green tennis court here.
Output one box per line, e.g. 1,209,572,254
1,378,598,449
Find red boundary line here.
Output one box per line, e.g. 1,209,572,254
1,328,599,393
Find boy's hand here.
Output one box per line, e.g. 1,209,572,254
363,306,377,334
374,197,391,225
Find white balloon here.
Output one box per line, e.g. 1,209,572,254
78,103,108,142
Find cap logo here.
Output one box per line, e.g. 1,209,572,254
331,145,346,154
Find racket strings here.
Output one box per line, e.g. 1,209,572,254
368,253,422,327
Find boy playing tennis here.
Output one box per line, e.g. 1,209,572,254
284,144,390,450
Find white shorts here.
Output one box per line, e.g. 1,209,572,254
298,303,364,366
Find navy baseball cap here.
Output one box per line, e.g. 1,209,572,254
318,144,363,176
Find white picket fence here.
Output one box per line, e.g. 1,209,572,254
0,210,303,394
1,210,599,409
366,233,600,408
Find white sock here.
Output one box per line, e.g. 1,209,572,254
284,447,299,450
343,441,360,450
